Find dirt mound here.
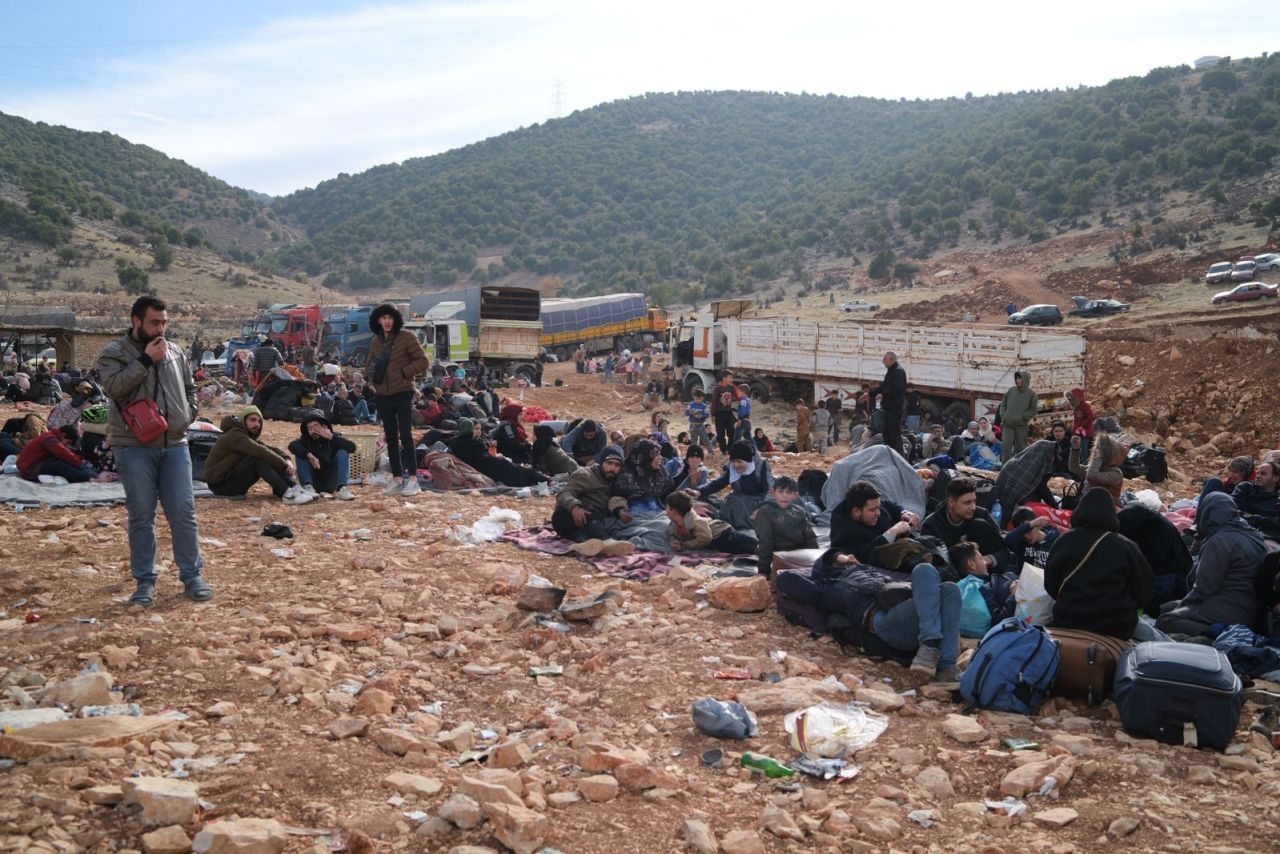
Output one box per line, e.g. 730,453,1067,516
1086,336,1280,461
877,279,1022,322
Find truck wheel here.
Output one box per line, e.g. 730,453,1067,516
917,397,943,425
748,380,770,404
515,364,536,384
683,373,705,400
350,348,367,367
556,346,573,362
942,401,971,429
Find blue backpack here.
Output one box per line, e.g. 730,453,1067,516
960,617,1059,715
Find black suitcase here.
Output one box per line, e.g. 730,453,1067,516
1114,642,1242,751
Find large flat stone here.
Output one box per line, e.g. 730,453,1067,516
0,714,176,760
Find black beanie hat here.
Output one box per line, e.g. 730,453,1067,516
730,440,755,462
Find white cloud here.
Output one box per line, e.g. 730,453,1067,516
3,0,1278,194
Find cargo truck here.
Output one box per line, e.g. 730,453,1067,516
539,293,668,361
405,286,542,381
670,301,1086,429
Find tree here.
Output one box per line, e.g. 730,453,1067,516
152,240,174,271
115,259,152,295
868,250,895,280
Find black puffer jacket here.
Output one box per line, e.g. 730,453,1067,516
1045,488,1153,639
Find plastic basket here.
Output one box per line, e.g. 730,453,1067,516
348,433,382,480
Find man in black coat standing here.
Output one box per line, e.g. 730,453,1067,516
869,351,907,459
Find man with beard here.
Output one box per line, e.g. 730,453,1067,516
98,296,212,606
552,445,633,544
202,405,314,505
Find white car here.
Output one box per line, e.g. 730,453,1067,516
840,300,879,312
1255,252,1280,271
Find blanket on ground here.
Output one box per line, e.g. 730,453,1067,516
501,526,737,581
0,474,214,507
821,445,926,518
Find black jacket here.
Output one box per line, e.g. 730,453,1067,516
873,361,907,414
829,497,905,564
287,414,357,475
921,505,1008,567
1045,489,1153,639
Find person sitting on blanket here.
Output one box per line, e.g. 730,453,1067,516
829,479,921,564
531,424,578,477
447,418,548,488
16,423,97,484
671,444,710,492
1231,459,1279,520
1047,420,1084,480
0,413,47,460
812,548,962,682
666,491,758,555
753,476,818,577
493,403,534,466
1155,491,1267,637
1003,506,1059,571
287,411,357,500
552,444,634,549
949,541,1017,624
752,427,775,453
559,419,604,466
922,476,1010,572
203,406,314,504
612,438,676,514
995,439,1062,521
697,440,774,530
47,380,103,431
1046,487,1153,640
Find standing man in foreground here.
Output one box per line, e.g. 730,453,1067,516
365,303,430,496
869,351,906,459
98,296,212,606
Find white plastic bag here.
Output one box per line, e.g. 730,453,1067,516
783,703,887,758
1014,564,1054,625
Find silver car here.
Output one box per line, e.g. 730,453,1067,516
1255,252,1280,272
1205,261,1233,284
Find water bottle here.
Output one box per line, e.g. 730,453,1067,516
991,502,1002,528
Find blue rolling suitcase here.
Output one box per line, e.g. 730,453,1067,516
1114,642,1242,751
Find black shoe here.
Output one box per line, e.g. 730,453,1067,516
262,523,294,539
128,584,156,607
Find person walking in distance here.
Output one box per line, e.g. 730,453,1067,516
97,296,212,606
868,351,907,459
365,303,430,496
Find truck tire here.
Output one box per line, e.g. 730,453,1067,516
683,373,705,400
350,348,367,367
917,397,943,426
942,401,971,431
748,379,770,404
514,364,537,384
555,346,573,362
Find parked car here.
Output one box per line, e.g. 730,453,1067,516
1211,282,1279,304
1205,261,1234,284
1254,252,1280,271
1230,259,1257,281
1008,304,1064,326
24,347,57,369
1068,296,1130,318
840,300,879,312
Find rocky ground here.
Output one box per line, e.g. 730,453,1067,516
2,355,1279,854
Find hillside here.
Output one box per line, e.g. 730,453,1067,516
272,55,1280,300
0,112,284,261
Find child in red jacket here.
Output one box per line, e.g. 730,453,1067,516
17,425,95,483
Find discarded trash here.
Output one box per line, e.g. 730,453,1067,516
700,748,725,768
788,755,847,780
784,703,888,758
712,669,754,680
351,528,373,541
262,523,293,540
740,752,794,778
74,617,97,624
692,698,758,740
528,665,563,677
907,809,935,828
1001,737,1042,751
761,672,782,683
449,506,525,544
769,650,788,663
534,616,571,633
1029,775,1058,798
479,728,498,740
270,548,295,559
0,707,70,731
24,613,39,623
419,702,444,716
985,797,1028,817
80,703,142,718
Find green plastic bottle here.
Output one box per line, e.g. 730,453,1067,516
740,752,794,778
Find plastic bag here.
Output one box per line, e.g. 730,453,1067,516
691,698,758,740
1014,564,1053,626
783,703,887,758
958,575,992,638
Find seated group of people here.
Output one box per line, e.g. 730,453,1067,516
1,380,114,484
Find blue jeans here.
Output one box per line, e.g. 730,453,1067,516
35,459,93,483
295,450,350,493
872,563,961,668
115,445,203,585
353,399,375,423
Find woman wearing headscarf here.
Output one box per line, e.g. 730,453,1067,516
1045,488,1153,639
1084,431,1127,502
1155,491,1268,636
611,438,675,514
532,424,578,477
446,418,547,487
698,440,774,529
494,402,533,465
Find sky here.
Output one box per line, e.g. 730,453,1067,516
2,1,1278,197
